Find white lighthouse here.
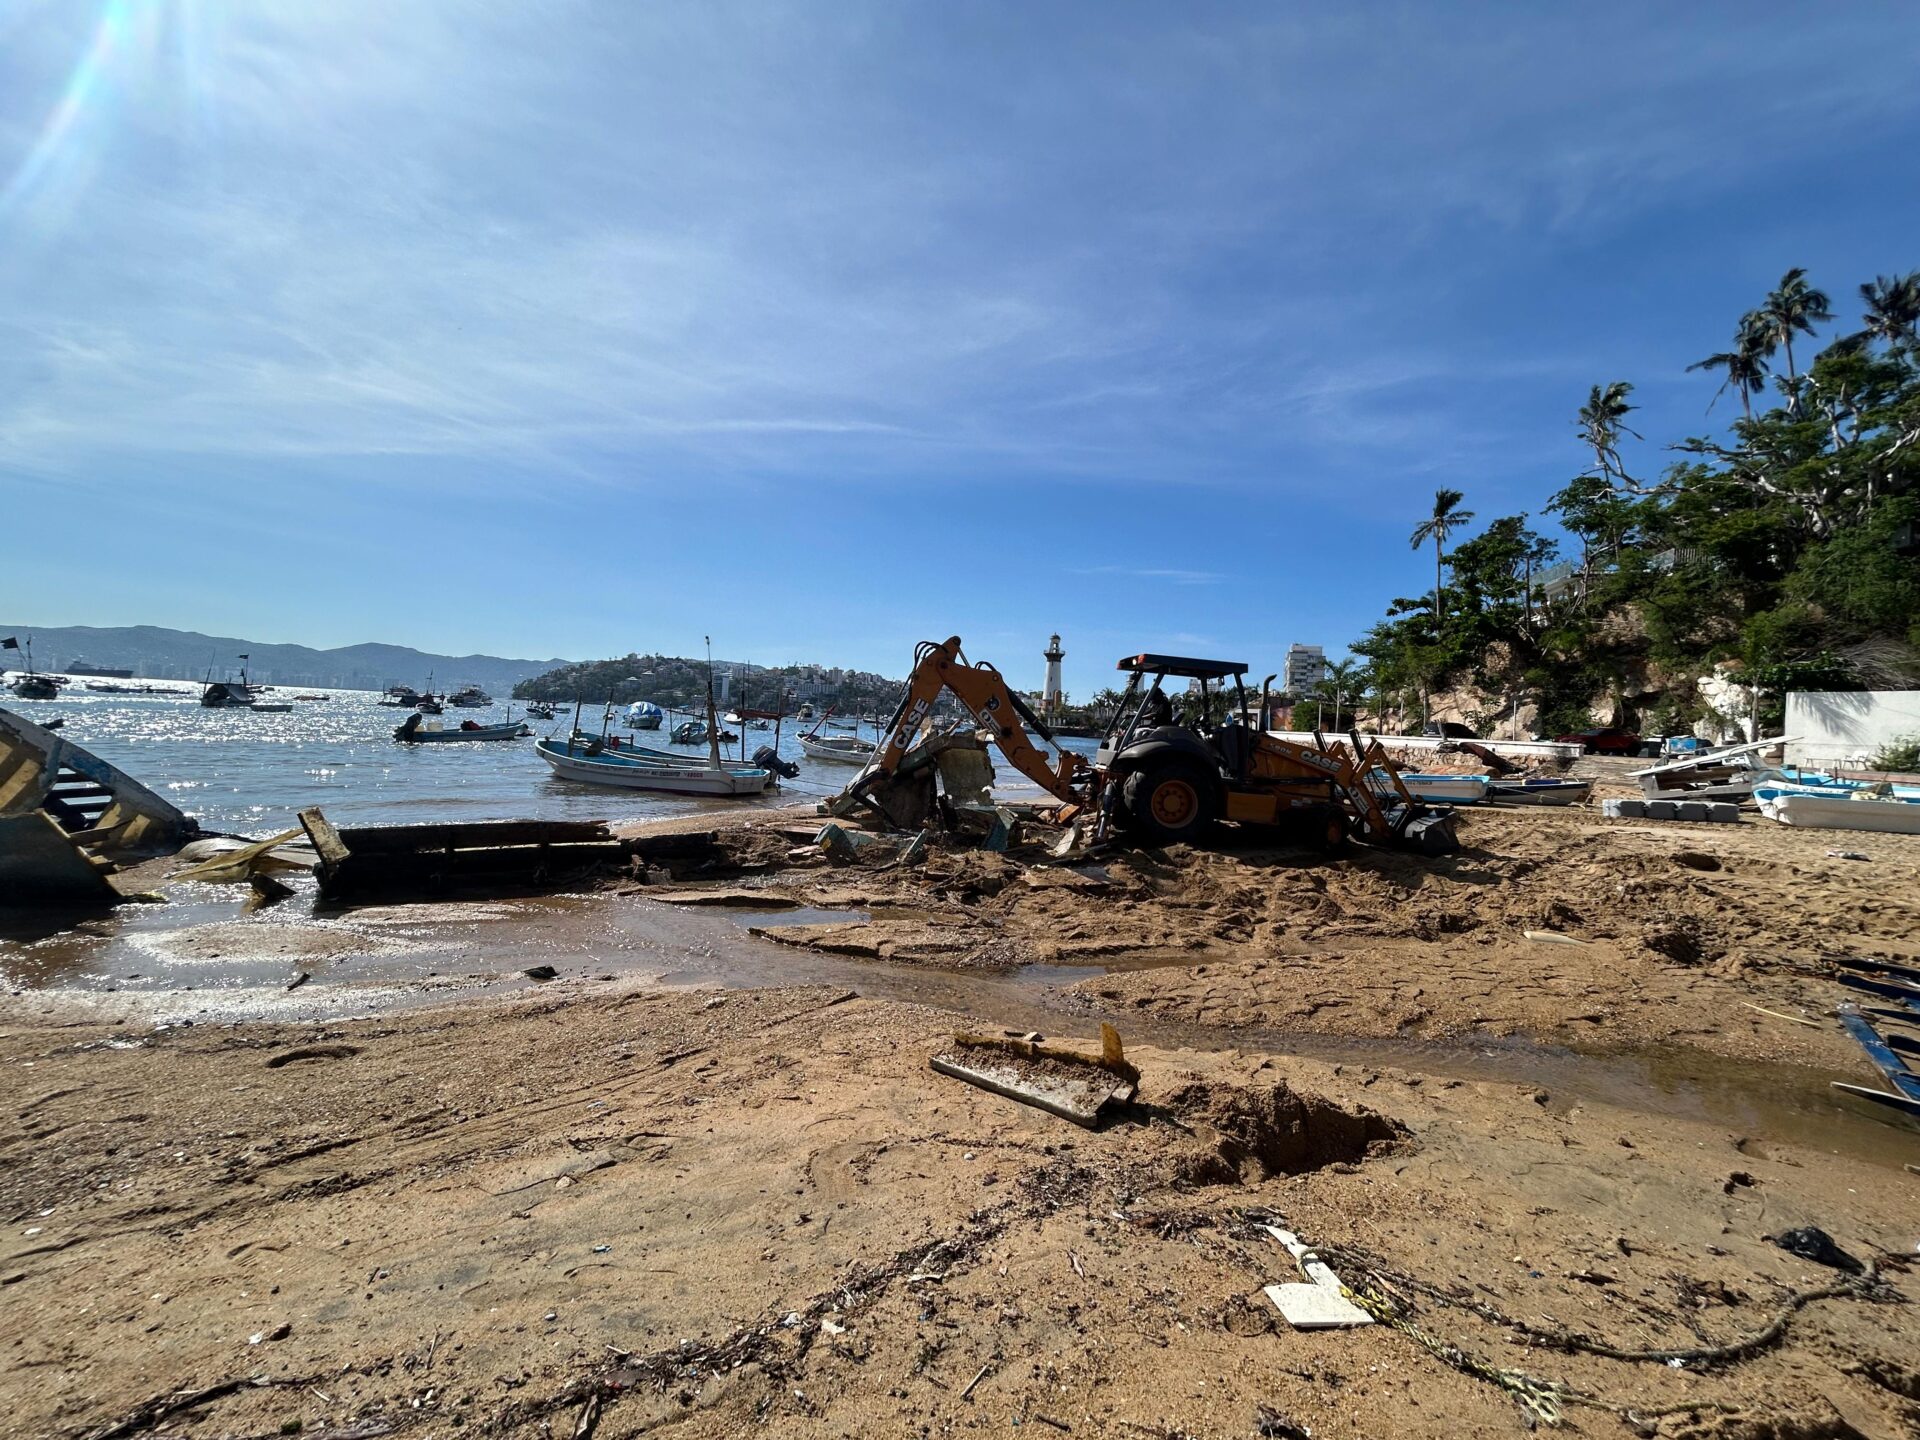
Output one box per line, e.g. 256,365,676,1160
1042,634,1065,717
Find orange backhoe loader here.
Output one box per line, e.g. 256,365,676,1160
838,637,1459,855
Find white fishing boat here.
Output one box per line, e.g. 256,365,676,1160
1390,772,1490,804
800,732,877,764
1760,790,1920,834
536,736,772,795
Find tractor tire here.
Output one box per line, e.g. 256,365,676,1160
1121,759,1219,846
1306,802,1350,854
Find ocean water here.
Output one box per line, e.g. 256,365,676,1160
7,685,1092,837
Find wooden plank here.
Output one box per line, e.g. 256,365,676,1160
334,818,613,854
297,806,353,869
1835,973,1920,1016
1836,1009,1920,1103
1830,1081,1920,1120
1832,954,1920,985
0,811,119,907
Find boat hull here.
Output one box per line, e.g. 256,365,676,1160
1394,773,1491,804
536,739,771,795
801,735,876,764
1762,792,1920,833
396,722,530,743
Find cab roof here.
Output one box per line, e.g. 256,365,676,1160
1115,653,1248,680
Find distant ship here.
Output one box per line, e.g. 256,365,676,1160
65,657,135,679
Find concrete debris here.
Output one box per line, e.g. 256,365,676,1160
1603,798,1741,823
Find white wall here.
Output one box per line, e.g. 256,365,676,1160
1785,691,1920,768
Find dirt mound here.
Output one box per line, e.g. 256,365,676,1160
1154,1075,1403,1186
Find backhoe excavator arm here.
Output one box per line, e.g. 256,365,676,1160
862,636,1090,809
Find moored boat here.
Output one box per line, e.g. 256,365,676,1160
800,732,877,764
394,712,531,743
536,736,772,795
625,701,665,730
449,684,493,708
671,719,710,746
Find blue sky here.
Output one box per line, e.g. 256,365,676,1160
3,2,1918,699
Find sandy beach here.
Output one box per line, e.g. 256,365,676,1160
4,776,1919,1439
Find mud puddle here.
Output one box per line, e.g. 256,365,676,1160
8,890,1914,1170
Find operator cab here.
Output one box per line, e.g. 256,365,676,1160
1097,652,1259,780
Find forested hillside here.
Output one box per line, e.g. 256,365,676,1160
1352,267,1920,738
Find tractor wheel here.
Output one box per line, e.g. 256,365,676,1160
1307,803,1349,853
1121,760,1219,846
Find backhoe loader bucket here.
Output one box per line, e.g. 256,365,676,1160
1397,808,1461,856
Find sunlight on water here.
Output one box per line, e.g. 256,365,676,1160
8,684,1097,836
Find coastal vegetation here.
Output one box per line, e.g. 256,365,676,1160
1350,267,1920,737
512,652,906,713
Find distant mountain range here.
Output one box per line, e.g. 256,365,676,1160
0,624,574,693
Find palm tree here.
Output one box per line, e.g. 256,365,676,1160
1316,658,1358,730
1859,272,1920,352
1757,267,1832,398
1576,382,1640,483
1687,315,1771,422
1409,488,1474,625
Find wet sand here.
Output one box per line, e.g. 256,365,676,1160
3,786,1919,1437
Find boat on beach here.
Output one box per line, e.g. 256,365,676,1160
1487,777,1593,806
1760,789,1920,833
536,736,772,795
1390,772,1491,804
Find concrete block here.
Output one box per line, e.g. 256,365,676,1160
1675,801,1710,822
1645,800,1678,821
1602,798,1644,819
1706,803,1741,824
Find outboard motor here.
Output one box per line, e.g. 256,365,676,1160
751,744,800,780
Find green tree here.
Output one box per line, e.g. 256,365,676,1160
1577,381,1641,485
1859,272,1920,353
1687,314,1771,423
1408,488,1474,624
1758,267,1833,407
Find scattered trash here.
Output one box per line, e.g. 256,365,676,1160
930,1024,1138,1128
523,966,558,982
1826,849,1870,861
1768,1226,1862,1274
1254,1406,1311,1440
1260,1225,1373,1330
285,971,312,992
960,1362,992,1401
1522,930,1589,946
248,1322,292,1344
172,828,305,886
1740,1001,1818,1028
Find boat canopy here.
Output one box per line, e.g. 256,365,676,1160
625,701,665,722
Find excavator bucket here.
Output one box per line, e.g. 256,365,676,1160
1398,809,1461,856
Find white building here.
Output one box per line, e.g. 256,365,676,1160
1283,643,1325,695
1042,635,1065,716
